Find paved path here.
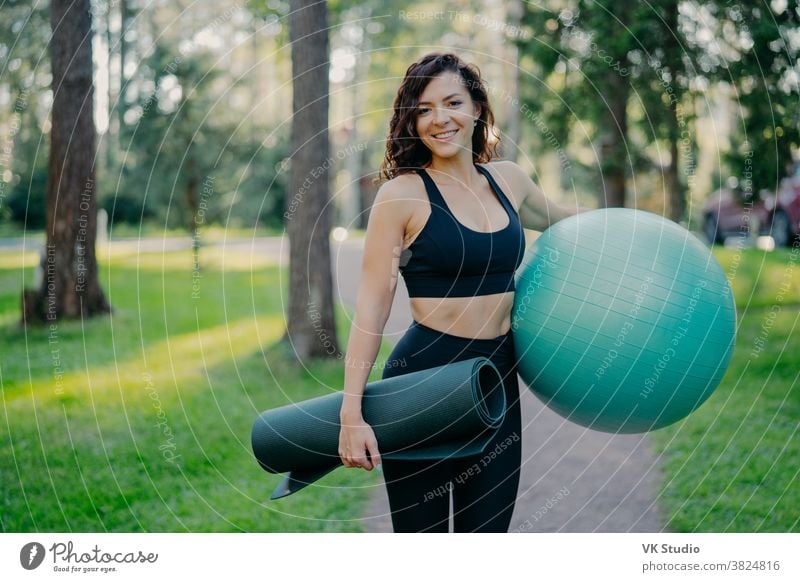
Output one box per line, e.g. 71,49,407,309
330,237,667,533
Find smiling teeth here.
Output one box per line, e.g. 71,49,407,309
434,130,457,138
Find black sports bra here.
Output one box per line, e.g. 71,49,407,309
399,164,526,298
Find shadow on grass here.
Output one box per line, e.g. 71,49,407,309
0,248,383,532
1,323,380,532
0,262,285,397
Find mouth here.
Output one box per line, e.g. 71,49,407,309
431,129,458,141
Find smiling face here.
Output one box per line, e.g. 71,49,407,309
415,71,481,162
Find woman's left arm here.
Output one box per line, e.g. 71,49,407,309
498,161,585,231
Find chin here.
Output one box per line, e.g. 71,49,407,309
427,141,465,158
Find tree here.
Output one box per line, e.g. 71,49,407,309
285,0,339,359
0,1,51,229
520,1,699,214
709,0,800,194
520,1,636,207
628,0,697,222
119,44,232,233
22,0,110,323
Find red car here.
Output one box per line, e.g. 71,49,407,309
703,175,800,247
773,170,800,246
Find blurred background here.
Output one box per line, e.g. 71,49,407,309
2,0,798,239
1,0,798,534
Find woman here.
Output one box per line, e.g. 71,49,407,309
338,52,578,532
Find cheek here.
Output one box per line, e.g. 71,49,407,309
414,117,425,136
459,109,475,124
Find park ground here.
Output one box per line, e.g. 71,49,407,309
0,236,797,532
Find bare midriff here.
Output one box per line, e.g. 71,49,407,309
400,166,520,340
409,292,515,339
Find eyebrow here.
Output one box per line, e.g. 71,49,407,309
417,93,463,105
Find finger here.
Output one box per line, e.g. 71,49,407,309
367,440,382,469
354,454,372,471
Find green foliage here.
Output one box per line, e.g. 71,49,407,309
0,0,53,230
116,45,226,230
714,1,800,193
239,133,291,229
0,248,387,531
5,167,47,229
101,191,155,227
518,1,696,208
517,0,800,212
0,0,50,98
626,0,696,144
110,41,290,231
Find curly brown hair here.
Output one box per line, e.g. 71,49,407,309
378,53,501,182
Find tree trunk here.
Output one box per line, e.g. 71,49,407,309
22,0,110,324
666,115,685,222
663,2,686,222
358,146,376,230
504,0,523,163
117,0,128,139
186,161,199,235
285,0,339,360
186,161,200,273
103,0,114,172
599,69,629,208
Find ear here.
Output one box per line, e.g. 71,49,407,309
474,105,481,120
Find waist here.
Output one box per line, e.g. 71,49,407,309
410,319,513,345
382,318,517,380
404,319,517,370
410,291,515,339
402,271,517,298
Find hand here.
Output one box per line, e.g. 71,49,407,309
338,414,382,470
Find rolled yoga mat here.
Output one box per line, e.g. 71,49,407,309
251,357,506,499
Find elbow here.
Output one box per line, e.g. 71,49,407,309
354,290,394,331
550,204,583,227
560,204,582,221
521,208,551,232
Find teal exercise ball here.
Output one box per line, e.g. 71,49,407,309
512,208,736,433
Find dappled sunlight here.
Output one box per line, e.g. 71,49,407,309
713,247,800,308
102,245,282,272
6,315,284,409
0,249,39,269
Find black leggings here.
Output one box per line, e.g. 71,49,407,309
381,321,522,533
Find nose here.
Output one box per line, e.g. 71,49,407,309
432,106,450,125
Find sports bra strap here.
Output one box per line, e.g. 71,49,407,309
474,164,515,214
401,164,526,299
418,165,516,218
415,168,447,210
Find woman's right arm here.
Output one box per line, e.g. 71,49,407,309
339,180,409,471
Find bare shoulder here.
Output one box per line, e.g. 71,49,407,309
369,172,429,244
375,172,425,202
479,160,530,211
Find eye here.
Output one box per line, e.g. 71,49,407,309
449,101,462,107
417,107,430,116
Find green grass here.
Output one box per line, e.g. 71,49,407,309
0,222,286,241
107,223,287,240
0,246,387,532
650,246,800,532
715,245,800,309
2,242,797,532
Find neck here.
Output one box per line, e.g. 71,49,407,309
425,154,479,188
